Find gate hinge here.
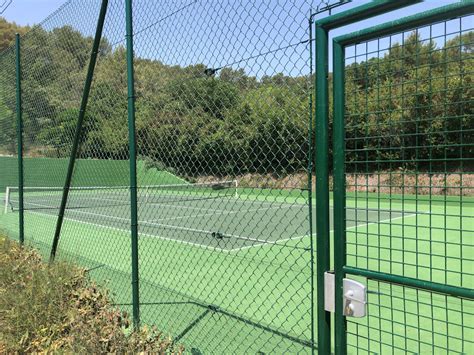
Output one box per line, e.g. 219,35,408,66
324,271,367,318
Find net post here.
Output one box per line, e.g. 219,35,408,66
4,187,10,215
125,0,141,330
15,34,24,245
49,0,109,262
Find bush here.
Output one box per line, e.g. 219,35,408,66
0,236,183,353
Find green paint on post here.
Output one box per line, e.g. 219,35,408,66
125,0,140,329
49,0,109,262
335,1,474,46
317,0,418,30
332,39,346,355
343,266,474,300
315,22,331,355
15,34,24,245
307,18,315,354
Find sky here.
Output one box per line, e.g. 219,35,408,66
1,0,65,26
0,0,468,75
2,1,461,30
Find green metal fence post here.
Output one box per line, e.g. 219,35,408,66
125,0,140,329
15,33,24,246
332,39,346,354
315,21,331,355
307,17,316,354
49,0,109,262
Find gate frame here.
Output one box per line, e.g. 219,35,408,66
313,1,420,353
332,2,474,354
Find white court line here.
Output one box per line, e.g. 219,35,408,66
18,192,307,214
24,209,237,253
19,199,422,253
91,194,302,215
141,201,221,213
142,196,306,212
20,200,296,232
21,195,225,214
232,197,307,209
69,190,299,210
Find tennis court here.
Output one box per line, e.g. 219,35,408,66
4,183,414,252
0,184,471,353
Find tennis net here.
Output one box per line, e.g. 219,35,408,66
4,180,239,213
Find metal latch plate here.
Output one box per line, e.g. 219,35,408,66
324,271,367,318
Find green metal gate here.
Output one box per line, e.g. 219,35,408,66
330,2,474,353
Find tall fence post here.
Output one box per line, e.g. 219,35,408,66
125,0,140,329
15,33,24,246
315,21,331,355
49,0,109,262
332,38,346,354
307,17,316,355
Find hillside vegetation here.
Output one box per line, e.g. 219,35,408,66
0,17,29,51
0,19,471,181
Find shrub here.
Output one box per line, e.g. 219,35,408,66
0,236,183,353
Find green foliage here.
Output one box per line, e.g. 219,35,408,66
37,108,81,157
0,236,184,353
0,15,472,177
0,17,29,51
345,32,473,171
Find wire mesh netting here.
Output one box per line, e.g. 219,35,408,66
0,0,351,353
341,13,474,353
125,1,321,352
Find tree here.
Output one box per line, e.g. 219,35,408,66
0,17,29,51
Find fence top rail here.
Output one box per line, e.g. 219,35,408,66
334,1,474,47
315,0,421,29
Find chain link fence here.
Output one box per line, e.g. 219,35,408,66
0,0,350,352
0,45,18,240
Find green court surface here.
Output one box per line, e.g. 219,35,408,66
0,189,472,353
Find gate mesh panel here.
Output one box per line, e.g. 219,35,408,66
342,13,473,353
